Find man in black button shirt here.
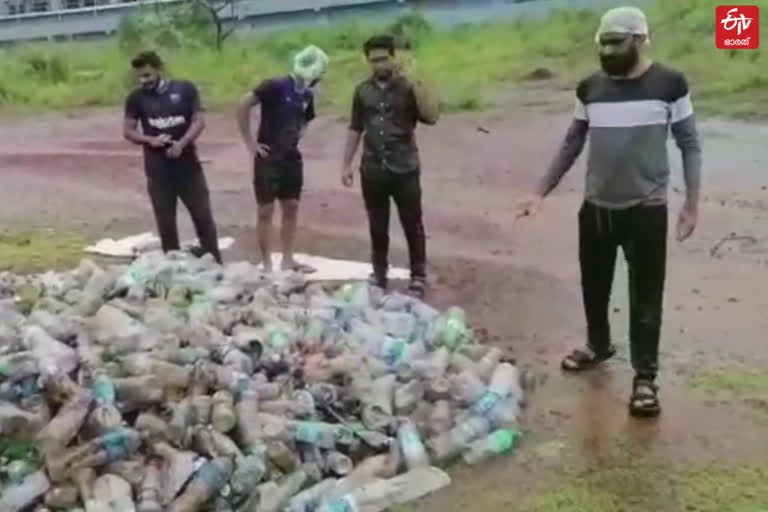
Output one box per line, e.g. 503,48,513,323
123,51,221,263
237,45,328,274
341,34,439,297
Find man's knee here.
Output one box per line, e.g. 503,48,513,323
257,203,275,222
280,199,299,218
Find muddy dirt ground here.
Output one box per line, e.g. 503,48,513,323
2,86,768,510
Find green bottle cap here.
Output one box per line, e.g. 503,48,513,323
492,428,521,453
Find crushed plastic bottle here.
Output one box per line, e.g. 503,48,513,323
398,419,430,470
0,470,51,512
462,428,522,465
434,307,468,351
137,460,163,512
168,457,234,512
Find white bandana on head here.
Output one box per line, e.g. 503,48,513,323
595,6,650,45
293,45,329,84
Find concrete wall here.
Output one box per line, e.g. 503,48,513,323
0,0,646,43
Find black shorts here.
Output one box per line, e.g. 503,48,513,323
252,158,303,204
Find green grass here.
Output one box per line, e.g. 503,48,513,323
0,227,88,274
394,458,768,512
0,0,766,118
688,367,768,394
525,463,768,512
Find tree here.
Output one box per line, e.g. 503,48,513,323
192,0,236,51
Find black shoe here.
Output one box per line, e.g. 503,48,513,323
368,272,387,289
407,277,426,299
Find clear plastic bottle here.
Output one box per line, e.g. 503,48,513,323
211,390,236,433
152,441,198,506
428,400,453,436
36,390,92,456
436,307,468,351
86,372,122,436
113,375,164,411
138,460,163,512
168,457,234,512
428,416,490,462
47,428,142,482
134,413,169,441
44,484,79,509
318,467,451,512
397,420,430,470
92,474,135,512
287,478,338,512
235,387,261,452
394,380,424,415
230,454,267,499
473,347,502,382
325,452,353,477
0,470,51,511
462,428,521,465
293,421,340,450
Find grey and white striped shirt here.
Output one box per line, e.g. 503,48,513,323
541,62,702,209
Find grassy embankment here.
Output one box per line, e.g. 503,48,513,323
0,0,765,118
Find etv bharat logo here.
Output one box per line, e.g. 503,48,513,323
716,5,760,49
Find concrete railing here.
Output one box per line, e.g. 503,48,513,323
0,0,642,43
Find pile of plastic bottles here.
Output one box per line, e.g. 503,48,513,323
0,250,526,512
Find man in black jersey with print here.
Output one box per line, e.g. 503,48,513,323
123,51,222,263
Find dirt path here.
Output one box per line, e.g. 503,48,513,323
2,90,768,510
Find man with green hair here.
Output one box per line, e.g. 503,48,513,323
237,45,329,273
515,6,702,418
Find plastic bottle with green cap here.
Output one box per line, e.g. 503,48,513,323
438,307,467,351
92,373,116,405
267,328,290,354
462,428,521,465
335,283,357,303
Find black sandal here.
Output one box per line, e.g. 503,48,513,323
561,346,616,372
407,278,426,298
629,379,661,418
368,272,387,289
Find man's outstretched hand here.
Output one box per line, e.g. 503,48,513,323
341,166,354,188
676,200,698,241
514,194,543,221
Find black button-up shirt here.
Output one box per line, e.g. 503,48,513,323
349,75,422,175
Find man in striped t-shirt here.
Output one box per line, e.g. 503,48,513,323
516,7,702,418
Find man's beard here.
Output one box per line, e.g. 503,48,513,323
600,47,639,76
141,79,159,90
374,68,393,81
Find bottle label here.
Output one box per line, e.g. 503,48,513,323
491,429,519,453
179,348,202,365
102,430,130,462
197,461,227,490
328,495,359,512
296,422,322,444
472,391,503,416
269,331,288,350
384,338,407,366
93,376,116,404
402,430,421,446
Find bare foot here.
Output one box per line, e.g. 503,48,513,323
281,259,317,274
